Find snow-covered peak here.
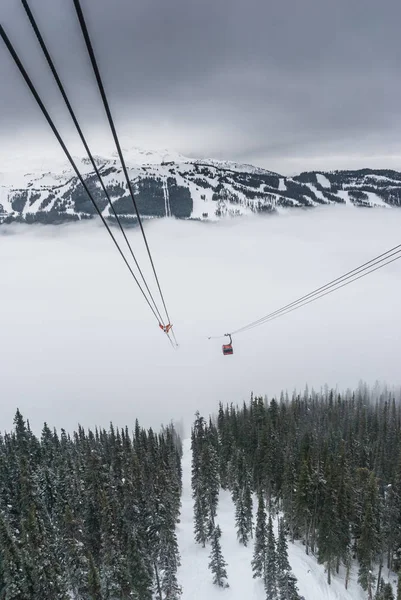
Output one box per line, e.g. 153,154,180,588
107,146,191,165
193,158,279,176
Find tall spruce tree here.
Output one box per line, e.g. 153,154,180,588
87,553,102,600
252,492,268,579
208,525,229,588
265,514,278,600
277,518,301,600
317,457,338,584
191,414,209,547
0,513,29,600
358,472,381,600
375,579,395,600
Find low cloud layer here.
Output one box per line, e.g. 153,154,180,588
1,0,401,173
1,208,400,435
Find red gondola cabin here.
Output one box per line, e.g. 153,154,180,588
222,334,233,355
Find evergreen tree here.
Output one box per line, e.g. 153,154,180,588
193,493,208,547
277,519,301,600
277,518,291,573
265,514,277,600
233,450,253,546
252,492,267,579
126,532,153,600
0,513,29,600
234,485,250,546
159,506,182,600
191,414,210,546
87,553,102,600
202,426,220,538
382,582,394,600
376,579,395,600
295,457,313,555
358,472,381,600
317,458,338,584
208,525,229,588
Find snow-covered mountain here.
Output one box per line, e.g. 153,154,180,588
1,148,401,224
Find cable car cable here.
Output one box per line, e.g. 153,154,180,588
209,243,401,340
0,24,162,324
231,243,401,335
72,0,176,342
20,0,166,327
21,0,163,323
238,250,401,334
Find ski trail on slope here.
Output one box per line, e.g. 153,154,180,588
163,178,171,217
177,438,395,599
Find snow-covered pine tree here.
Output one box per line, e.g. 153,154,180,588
0,512,29,600
191,413,209,546
252,492,267,579
203,424,220,539
208,525,229,588
233,450,253,546
317,456,338,584
375,579,395,600
160,552,182,600
277,518,291,574
217,403,230,489
358,472,381,600
125,531,153,600
281,453,297,543
234,484,250,546
193,493,208,547
264,514,278,600
383,583,395,600
277,518,301,600
158,504,182,600
87,553,102,600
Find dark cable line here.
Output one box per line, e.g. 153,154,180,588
231,243,401,335
0,24,161,324
21,0,165,326
239,251,401,333
72,0,175,336
208,244,401,340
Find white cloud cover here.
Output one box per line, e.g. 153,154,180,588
1,0,401,173
1,207,400,435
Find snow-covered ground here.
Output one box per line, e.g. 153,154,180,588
316,173,331,188
177,439,397,600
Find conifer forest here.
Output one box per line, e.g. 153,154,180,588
2,384,401,599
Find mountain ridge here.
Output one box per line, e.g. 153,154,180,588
1,148,400,224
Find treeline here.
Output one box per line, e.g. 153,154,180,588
192,384,401,600
0,410,183,600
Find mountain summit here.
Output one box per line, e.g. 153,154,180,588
1,149,400,224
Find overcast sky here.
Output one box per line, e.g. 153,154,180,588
1,207,401,435
1,0,401,174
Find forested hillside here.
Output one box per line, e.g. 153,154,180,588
1,384,401,599
0,411,182,599
2,149,401,224
191,386,401,599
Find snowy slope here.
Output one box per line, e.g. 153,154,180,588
1,150,401,224
177,439,397,600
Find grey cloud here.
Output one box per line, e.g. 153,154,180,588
1,0,401,172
